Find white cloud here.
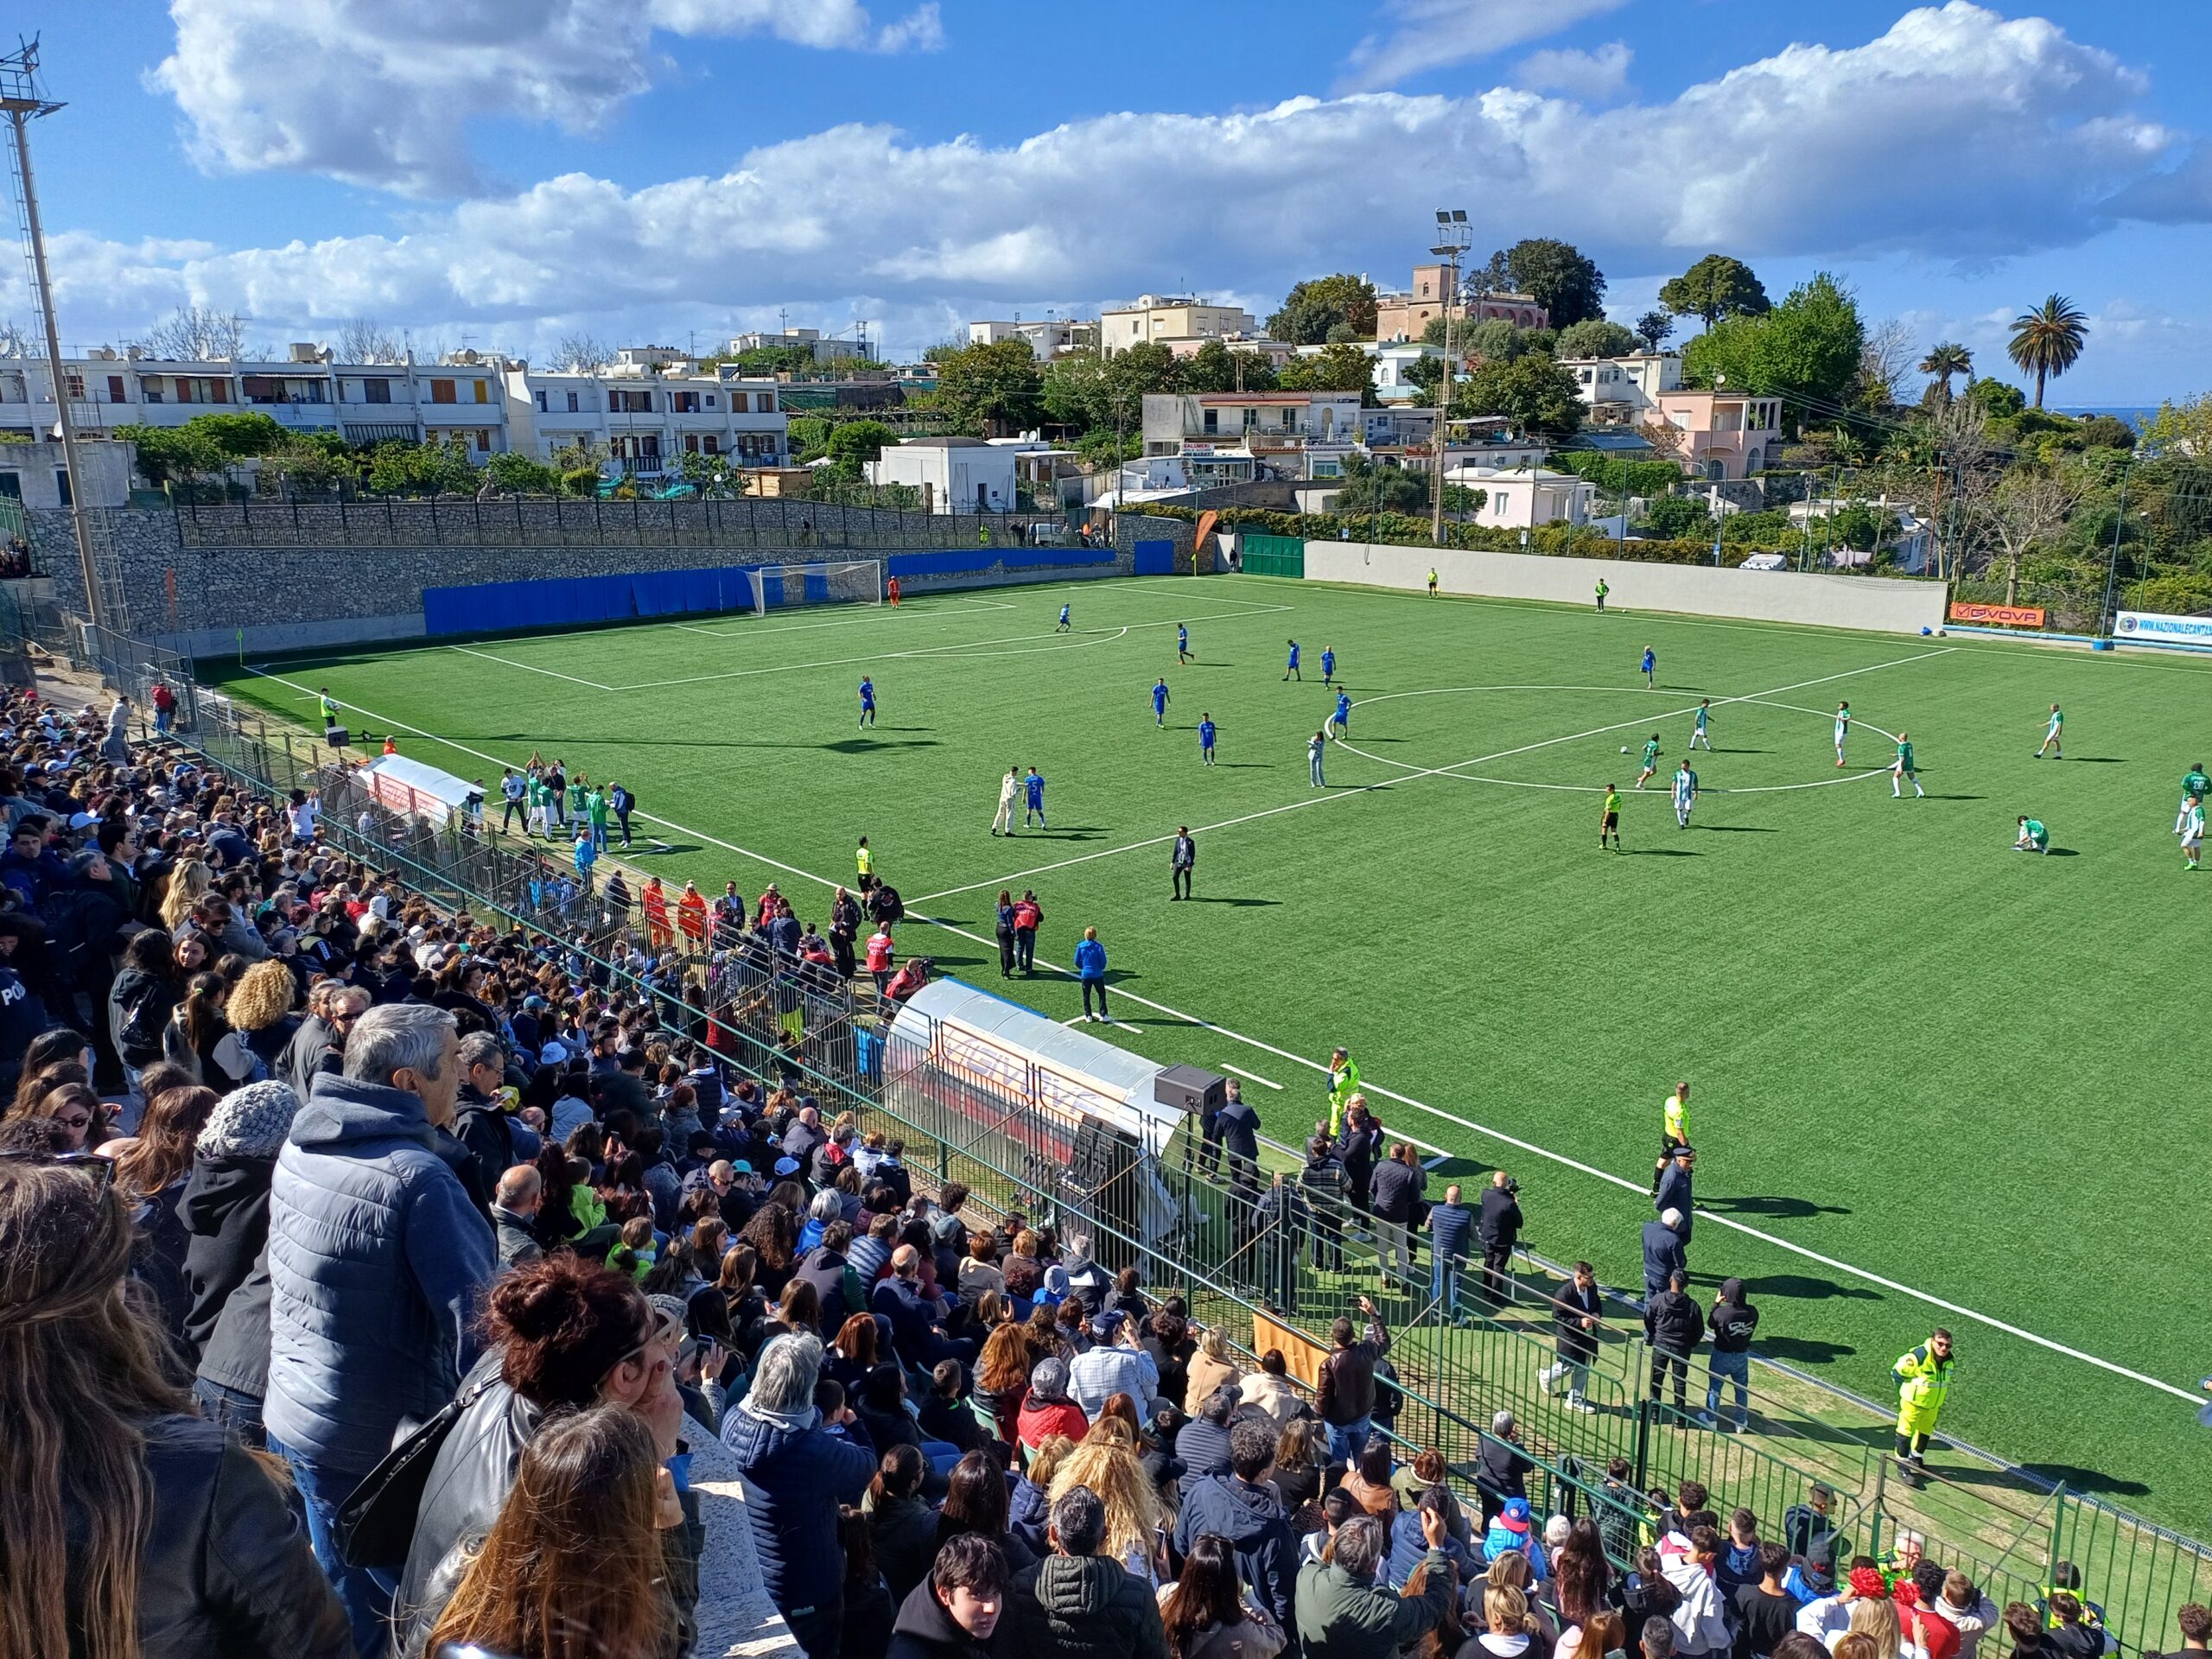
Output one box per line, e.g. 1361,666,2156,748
151,0,945,198
1343,0,1632,93
1514,41,1632,101
35,3,2196,388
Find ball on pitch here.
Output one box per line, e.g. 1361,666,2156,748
1620,745,1630,753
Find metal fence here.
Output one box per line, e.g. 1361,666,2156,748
20,612,2212,1654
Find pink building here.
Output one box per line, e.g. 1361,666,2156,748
1650,388,1783,480
1373,263,1548,342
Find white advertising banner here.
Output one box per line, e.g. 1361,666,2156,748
2115,610,2212,646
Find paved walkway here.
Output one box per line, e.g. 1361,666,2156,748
687,1413,804,1657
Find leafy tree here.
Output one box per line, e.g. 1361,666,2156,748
1334,461,1427,516
1268,274,1380,345
186,411,293,456
483,450,563,494
1681,273,1865,414
1634,310,1675,351
1917,342,1973,404
1550,451,1683,496
1176,340,1280,395
931,338,1043,435
1074,429,1141,469
1455,318,1522,360
2007,295,2088,408
1102,342,1183,415
826,420,896,471
118,410,295,485
1554,319,1639,359
1492,238,1607,327
363,436,478,495
2072,414,2136,453
1640,493,1714,538
1459,351,1584,436
1040,351,1110,429
2140,393,2212,458
1276,343,1376,397
1965,377,2025,417
1402,354,1448,397
724,345,816,376
672,449,738,498
1657,256,1770,328
785,416,834,461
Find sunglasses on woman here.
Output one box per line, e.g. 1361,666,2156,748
0,1147,116,1193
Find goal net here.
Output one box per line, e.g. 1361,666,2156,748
742,560,883,615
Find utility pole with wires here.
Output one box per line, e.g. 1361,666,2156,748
2,36,116,631
1429,208,1469,546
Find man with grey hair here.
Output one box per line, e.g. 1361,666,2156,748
492,1164,543,1266
722,1332,877,1659
1295,1508,1453,1657
264,1001,494,1655
1008,1484,1170,1658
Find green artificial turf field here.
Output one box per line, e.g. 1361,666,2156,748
209,571,2212,1520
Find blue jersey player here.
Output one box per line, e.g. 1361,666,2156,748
1178,623,1191,663
1332,690,1351,736
1153,677,1171,727
1198,714,1217,766
1283,639,1301,682
1056,603,1071,632
1024,766,1047,827
1641,645,1656,690
858,676,876,728
1321,645,1336,685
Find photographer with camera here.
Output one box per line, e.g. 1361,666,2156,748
1477,1169,1523,1308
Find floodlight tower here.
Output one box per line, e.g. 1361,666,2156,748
1430,208,1471,546
1,36,106,629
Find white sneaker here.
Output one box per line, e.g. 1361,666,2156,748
1570,1399,1596,1414
1694,1411,1719,1429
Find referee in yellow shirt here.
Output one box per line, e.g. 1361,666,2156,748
1652,1080,1690,1197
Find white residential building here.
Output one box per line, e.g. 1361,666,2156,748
0,343,512,455
504,347,787,475
966,318,1096,358
868,435,1018,512
1101,295,1258,355
1453,464,1597,530
1558,352,1682,424
728,327,871,364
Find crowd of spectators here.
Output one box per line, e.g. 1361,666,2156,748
0,677,2201,1659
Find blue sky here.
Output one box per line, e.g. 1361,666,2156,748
8,0,2212,402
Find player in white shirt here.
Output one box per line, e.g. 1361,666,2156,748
2036,702,2063,760
989,765,1020,836
1671,760,1699,828
2182,797,2204,871
1834,701,1852,768
1688,699,1713,750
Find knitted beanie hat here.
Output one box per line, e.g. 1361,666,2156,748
196,1078,302,1161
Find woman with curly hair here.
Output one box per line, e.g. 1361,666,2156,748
225,957,303,1078
1048,1418,1168,1584
972,1320,1033,1446
740,1200,798,1300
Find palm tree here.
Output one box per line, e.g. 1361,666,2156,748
2006,296,2088,408
1918,342,1972,404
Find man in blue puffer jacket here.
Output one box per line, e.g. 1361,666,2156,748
722,1331,879,1658
264,1002,495,1658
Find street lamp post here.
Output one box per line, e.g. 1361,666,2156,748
1430,208,1470,547
2099,458,2130,638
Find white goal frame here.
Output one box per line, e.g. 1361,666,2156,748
742,560,883,615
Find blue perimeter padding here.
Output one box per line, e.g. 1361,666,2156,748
424,565,765,633
424,550,1122,634
1133,538,1175,575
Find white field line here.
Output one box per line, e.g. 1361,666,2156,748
914,650,1955,902
1222,1063,1284,1090
671,598,1020,640
444,644,615,691
241,645,2201,1402
614,603,1294,691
